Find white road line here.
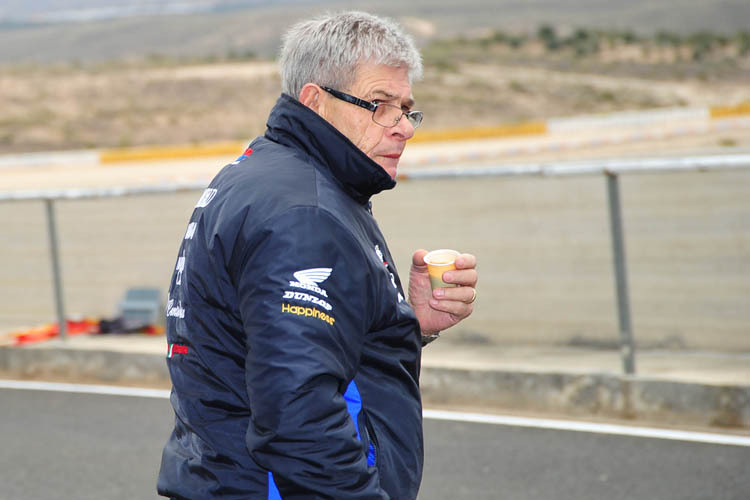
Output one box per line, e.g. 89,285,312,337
3,380,748,447
0,379,171,399
423,409,750,448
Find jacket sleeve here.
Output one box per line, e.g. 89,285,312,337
237,206,388,499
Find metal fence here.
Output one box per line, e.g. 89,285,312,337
2,154,750,374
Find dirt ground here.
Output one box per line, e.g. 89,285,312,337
2,59,750,154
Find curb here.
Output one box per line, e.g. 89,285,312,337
0,345,168,386
409,121,546,143
420,367,750,430
99,141,246,164
2,345,748,430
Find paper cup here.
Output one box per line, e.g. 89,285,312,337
424,249,460,289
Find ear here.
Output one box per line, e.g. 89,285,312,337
298,83,323,112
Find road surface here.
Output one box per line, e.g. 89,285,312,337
1,383,748,499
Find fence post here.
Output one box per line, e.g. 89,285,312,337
605,172,635,375
44,198,67,341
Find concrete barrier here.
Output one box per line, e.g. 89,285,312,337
546,107,709,133
0,150,99,169
0,344,168,385
420,367,750,429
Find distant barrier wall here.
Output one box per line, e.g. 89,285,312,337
2,103,749,169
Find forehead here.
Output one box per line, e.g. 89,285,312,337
350,62,413,102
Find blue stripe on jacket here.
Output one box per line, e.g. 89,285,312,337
267,379,374,498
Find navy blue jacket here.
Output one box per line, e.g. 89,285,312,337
158,94,424,499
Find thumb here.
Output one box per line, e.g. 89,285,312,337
412,248,429,269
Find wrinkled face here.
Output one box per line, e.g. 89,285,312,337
318,63,416,179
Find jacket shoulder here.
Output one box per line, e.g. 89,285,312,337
216,139,319,214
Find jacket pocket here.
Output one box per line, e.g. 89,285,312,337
364,418,378,467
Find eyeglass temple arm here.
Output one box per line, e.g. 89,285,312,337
321,87,377,112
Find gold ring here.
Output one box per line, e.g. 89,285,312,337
468,288,477,304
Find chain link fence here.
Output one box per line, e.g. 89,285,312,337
1,155,749,367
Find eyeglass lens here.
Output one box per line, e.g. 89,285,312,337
373,104,422,129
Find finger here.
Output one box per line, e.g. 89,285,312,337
432,286,475,303
412,248,428,268
441,269,477,287
455,253,477,270
429,297,474,319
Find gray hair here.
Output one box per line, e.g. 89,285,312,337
279,11,423,99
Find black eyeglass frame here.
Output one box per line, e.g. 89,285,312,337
320,86,423,129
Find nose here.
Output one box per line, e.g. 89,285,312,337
390,113,415,141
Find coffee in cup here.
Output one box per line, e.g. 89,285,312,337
423,249,460,289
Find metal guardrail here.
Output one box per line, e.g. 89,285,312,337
0,183,210,202
2,153,750,375
398,154,750,375
395,154,750,180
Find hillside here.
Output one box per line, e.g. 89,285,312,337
1,0,750,64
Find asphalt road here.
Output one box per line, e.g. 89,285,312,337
1,387,748,500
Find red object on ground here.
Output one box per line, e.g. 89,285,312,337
12,318,100,345
144,324,165,335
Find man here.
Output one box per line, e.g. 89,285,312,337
158,11,478,499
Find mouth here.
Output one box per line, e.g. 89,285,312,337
383,153,402,160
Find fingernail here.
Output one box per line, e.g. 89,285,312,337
429,299,439,307
442,272,453,282
433,288,445,298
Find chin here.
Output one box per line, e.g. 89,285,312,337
376,159,399,179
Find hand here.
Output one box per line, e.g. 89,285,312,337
408,249,478,336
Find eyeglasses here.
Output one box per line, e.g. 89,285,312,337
321,86,423,130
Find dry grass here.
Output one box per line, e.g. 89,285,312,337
0,61,281,153
1,40,750,154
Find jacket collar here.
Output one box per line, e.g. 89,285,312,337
264,93,396,203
